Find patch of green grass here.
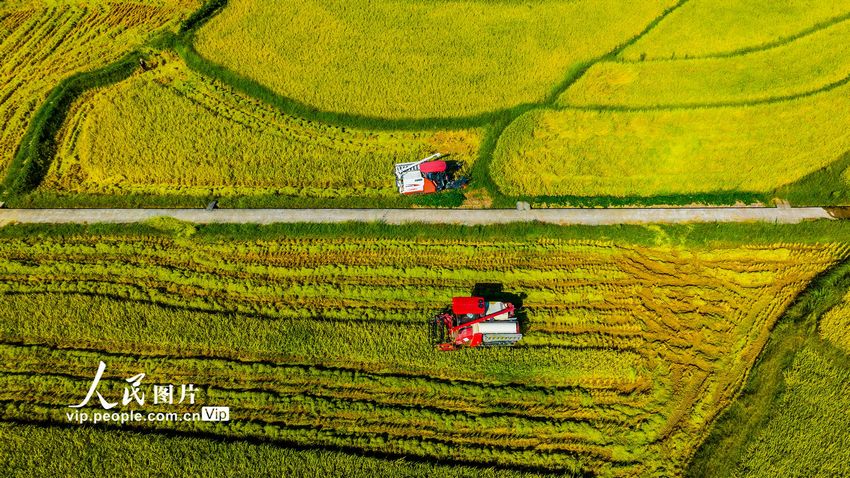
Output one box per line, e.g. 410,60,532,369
773,153,850,206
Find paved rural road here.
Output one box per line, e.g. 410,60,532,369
0,207,836,225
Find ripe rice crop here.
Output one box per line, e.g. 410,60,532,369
561,18,850,107
819,292,850,352
0,0,199,177
620,0,850,60
493,82,850,198
688,259,850,477
193,0,676,119
726,343,850,477
0,228,844,476
43,56,481,198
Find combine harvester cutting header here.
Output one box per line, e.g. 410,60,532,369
395,153,469,195
430,297,522,350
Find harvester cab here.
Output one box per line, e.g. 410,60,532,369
429,297,522,351
394,153,469,195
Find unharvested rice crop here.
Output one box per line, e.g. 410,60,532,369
620,0,850,60
561,18,850,107
0,0,199,176
43,56,480,198
819,292,850,352
193,0,676,119
0,227,845,476
493,82,850,198
726,344,850,477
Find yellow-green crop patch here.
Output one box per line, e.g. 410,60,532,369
621,0,850,60
561,18,850,107
819,291,850,352
193,0,675,119
0,0,199,176
42,55,481,199
0,227,845,476
493,82,850,198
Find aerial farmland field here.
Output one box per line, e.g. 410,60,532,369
3,0,848,206
1,0,850,477
0,222,849,477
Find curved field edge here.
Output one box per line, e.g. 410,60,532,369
172,0,690,208
1,51,142,196
190,0,679,121
0,1,202,199
687,258,850,476
559,18,850,108
0,0,468,208
4,1,847,208
0,0,213,199
491,81,850,201
620,0,850,61
38,55,482,201
177,1,537,130
618,10,850,63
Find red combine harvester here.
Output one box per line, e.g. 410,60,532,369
394,153,469,195
430,297,522,350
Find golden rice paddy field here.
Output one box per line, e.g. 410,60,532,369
491,0,850,201
41,55,481,199
4,0,847,205
561,18,850,107
192,0,676,119
620,0,850,60
493,80,850,198
0,224,847,476
0,0,199,177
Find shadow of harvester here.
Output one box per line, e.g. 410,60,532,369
472,283,528,334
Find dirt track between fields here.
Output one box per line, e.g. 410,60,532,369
0,207,837,225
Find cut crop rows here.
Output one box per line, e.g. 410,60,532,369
0,233,844,475
0,0,198,178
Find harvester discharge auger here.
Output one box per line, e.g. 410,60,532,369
430,297,522,351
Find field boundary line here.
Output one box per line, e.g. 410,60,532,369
0,0,226,199
478,0,692,206
619,10,850,63
174,0,532,131
557,70,850,112
0,52,143,197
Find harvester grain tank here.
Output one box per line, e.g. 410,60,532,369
430,297,522,350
